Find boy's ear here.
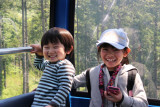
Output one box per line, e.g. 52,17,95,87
66,46,73,54
123,48,131,57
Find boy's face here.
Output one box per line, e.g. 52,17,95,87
100,45,128,71
43,42,67,63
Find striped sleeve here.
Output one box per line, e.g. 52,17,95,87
33,55,47,71
49,60,75,106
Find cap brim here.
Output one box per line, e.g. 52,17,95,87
96,41,125,50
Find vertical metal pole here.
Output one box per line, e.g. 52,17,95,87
49,1,75,107
50,0,75,66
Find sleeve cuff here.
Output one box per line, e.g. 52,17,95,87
35,53,44,58
116,94,124,106
121,94,134,106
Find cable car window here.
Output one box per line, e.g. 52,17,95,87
74,0,160,100
0,0,50,99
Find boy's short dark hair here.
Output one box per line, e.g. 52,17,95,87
41,27,74,56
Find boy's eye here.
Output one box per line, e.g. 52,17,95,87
53,46,59,49
43,46,49,49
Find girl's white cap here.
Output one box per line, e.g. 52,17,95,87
96,28,130,50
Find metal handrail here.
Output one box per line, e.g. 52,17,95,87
0,47,33,56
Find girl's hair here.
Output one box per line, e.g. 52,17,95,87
97,43,129,65
41,27,74,57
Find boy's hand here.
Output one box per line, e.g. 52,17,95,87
31,88,37,92
30,44,43,56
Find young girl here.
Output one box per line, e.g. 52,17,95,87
30,27,75,107
72,29,148,107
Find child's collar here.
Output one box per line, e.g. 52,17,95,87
49,60,61,64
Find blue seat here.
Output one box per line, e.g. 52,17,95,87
69,95,90,107
0,91,34,107
149,105,160,107
0,92,160,107
69,95,160,107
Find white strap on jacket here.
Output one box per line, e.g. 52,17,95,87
103,67,121,87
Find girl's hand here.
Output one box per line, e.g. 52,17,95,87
30,44,43,56
45,105,54,107
104,90,123,103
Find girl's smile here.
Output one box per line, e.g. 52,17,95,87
106,58,116,62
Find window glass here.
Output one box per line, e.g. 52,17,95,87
74,0,160,99
0,0,50,99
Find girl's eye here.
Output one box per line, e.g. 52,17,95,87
102,48,108,51
101,48,108,52
113,48,119,51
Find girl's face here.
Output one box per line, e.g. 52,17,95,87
100,45,128,71
43,42,69,63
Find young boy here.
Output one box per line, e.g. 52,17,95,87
30,27,75,107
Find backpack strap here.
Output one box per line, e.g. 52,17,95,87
86,68,137,97
127,69,137,96
86,68,91,98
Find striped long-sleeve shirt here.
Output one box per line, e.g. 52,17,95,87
31,56,75,107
